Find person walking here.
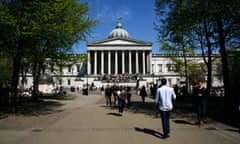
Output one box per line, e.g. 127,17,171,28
126,86,132,108
101,85,105,96
193,80,207,127
140,85,147,105
112,85,119,107
154,78,176,139
118,86,128,116
105,85,113,107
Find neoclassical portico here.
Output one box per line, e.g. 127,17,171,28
87,20,152,75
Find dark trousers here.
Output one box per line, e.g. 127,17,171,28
160,110,170,136
118,98,125,113
105,95,112,107
141,96,146,105
196,101,206,123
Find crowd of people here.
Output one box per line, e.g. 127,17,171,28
101,73,138,83
101,84,131,116
99,78,212,139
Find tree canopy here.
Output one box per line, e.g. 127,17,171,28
0,0,98,110
155,0,240,116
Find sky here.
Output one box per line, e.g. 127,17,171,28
73,0,160,54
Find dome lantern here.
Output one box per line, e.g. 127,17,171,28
108,18,130,39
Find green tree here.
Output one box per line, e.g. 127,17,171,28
155,0,201,94
228,49,240,115
0,57,12,85
0,0,97,111
155,0,240,116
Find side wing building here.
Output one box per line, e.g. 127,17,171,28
19,20,223,93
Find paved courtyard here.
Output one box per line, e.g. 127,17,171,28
0,91,239,144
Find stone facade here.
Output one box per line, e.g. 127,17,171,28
19,20,223,93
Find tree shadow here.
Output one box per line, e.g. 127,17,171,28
222,128,240,133
101,95,239,128
42,93,76,100
101,96,196,119
125,101,160,118
173,119,196,125
135,127,163,138
122,99,196,120
0,97,66,118
17,100,65,116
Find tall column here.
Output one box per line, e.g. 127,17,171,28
129,51,132,74
101,51,104,74
94,51,97,75
136,51,139,73
122,51,125,74
146,51,150,73
142,51,146,75
149,51,152,74
108,51,111,74
115,51,118,74
87,51,91,75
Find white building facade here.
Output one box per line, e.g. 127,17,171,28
20,20,223,93
87,20,152,75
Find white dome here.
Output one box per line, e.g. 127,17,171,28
108,20,130,39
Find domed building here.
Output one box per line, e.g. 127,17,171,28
19,19,223,93
108,20,130,39
87,19,152,76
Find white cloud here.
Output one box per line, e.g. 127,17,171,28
93,2,133,22
96,5,109,20
109,6,133,22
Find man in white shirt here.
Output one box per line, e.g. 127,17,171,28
154,78,176,139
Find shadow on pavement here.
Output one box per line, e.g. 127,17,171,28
107,112,122,117
101,94,239,129
135,127,163,138
0,96,67,118
222,128,240,133
173,119,196,125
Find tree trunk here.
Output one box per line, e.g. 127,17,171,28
203,20,212,98
32,60,44,102
183,55,189,95
32,61,40,102
11,56,21,113
11,34,24,113
206,59,212,98
216,15,233,116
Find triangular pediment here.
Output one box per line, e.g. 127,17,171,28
87,38,152,46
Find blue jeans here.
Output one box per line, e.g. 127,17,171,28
160,111,170,136
118,98,125,113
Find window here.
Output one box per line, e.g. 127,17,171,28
77,64,80,72
68,79,71,85
59,80,62,85
24,79,28,85
152,64,155,73
68,65,72,72
168,78,172,86
167,64,174,72
51,64,54,72
59,66,63,73
158,64,162,72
